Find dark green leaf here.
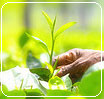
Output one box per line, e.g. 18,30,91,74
24,89,44,97
30,68,50,81
19,32,29,48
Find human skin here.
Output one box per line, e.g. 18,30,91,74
52,48,104,83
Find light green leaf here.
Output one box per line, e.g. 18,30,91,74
51,16,56,35
0,66,47,95
53,69,60,76
61,74,72,90
25,32,49,54
48,76,66,90
26,53,42,69
55,22,77,39
6,90,26,97
42,11,53,29
45,62,53,75
79,70,102,96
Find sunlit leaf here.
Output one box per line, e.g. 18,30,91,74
48,76,66,90
25,32,49,54
61,74,72,90
51,16,56,35
45,62,53,75
53,69,60,76
40,81,49,89
42,11,53,29
0,66,46,95
55,22,77,39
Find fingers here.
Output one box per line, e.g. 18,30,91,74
52,48,81,66
55,57,89,78
56,53,101,78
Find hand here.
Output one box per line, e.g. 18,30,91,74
52,48,104,83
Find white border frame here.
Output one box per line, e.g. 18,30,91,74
1,2,102,98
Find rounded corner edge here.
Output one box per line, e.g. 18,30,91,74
1,90,8,97
95,90,102,97
95,2,102,9
1,2,8,9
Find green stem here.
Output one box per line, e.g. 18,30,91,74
50,16,56,65
50,38,54,65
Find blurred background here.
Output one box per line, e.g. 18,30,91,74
0,0,104,71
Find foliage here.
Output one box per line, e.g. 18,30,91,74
25,11,76,78
0,10,103,98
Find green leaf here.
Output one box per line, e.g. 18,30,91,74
55,22,77,39
24,89,44,97
53,69,60,76
6,90,26,97
19,32,29,48
42,11,53,29
45,62,53,75
1,53,20,71
47,89,73,96
71,82,80,95
82,62,103,78
79,70,102,96
26,53,42,69
0,66,47,95
30,68,50,81
25,32,49,54
61,74,72,90
51,16,56,36
48,76,66,90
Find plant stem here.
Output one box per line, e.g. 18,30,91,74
50,38,54,65
50,25,54,64
50,16,56,65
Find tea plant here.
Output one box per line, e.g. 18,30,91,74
1,11,104,97
26,11,76,78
